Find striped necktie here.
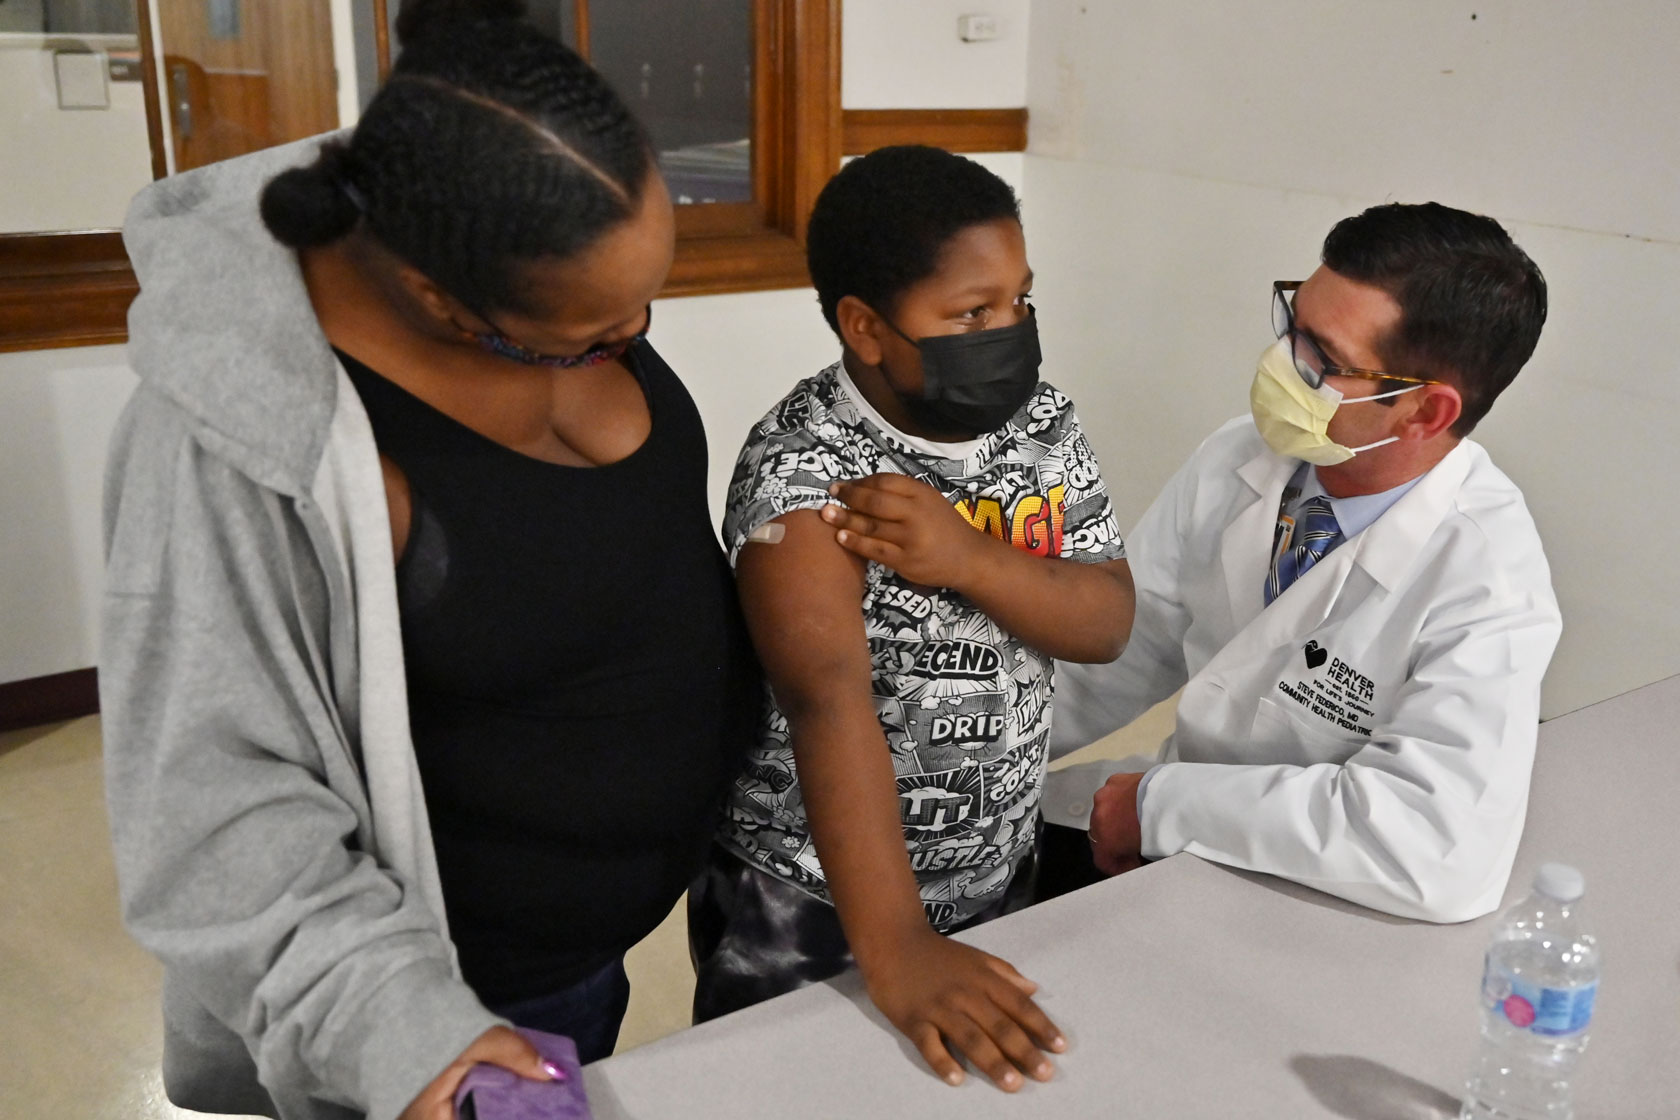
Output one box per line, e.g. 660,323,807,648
1265,494,1342,606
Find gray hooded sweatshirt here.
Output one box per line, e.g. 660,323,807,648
102,136,502,1120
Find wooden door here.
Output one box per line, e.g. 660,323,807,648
158,0,339,171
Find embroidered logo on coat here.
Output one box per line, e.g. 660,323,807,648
1277,645,1379,738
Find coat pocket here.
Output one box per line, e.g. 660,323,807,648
1249,693,1363,767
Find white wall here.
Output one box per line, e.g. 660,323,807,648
0,348,136,683
1022,0,1680,718
0,0,1030,685
0,39,154,232
842,0,1031,109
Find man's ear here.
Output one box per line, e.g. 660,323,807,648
1402,381,1463,442
835,295,886,367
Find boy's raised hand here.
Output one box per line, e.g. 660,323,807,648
823,472,1134,666
860,925,1067,1091
822,474,992,590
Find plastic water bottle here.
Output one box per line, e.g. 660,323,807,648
1460,863,1600,1120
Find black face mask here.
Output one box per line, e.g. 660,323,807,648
881,305,1043,435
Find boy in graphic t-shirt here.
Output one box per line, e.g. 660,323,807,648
690,146,1135,1092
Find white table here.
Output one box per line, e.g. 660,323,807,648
584,676,1680,1118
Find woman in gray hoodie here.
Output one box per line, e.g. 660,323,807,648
101,2,759,1117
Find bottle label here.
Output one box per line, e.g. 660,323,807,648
1482,960,1596,1036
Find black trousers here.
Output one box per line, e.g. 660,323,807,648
1031,822,1108,903
483,957,630,1065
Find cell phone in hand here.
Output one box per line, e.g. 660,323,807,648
453,1028,591,1120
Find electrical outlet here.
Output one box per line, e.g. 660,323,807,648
108,52,143,83
958,14,1000,42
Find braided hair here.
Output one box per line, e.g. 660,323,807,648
260,0,651,317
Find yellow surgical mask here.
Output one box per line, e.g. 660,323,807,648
1249,339,1419,465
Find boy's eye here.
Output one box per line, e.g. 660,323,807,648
961,305,991,321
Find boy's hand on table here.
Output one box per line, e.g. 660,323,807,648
860,926,1066,1091
823,475,991,590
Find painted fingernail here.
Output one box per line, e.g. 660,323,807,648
540,1060,567,1082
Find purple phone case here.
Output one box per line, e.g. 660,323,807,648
452,1028,591,1120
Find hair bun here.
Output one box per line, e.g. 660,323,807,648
395,0,527,48
259,142,362,249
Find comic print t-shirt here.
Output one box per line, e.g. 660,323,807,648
719,361,1125,930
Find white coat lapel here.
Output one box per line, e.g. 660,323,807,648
1212,440,1479,676
1199,537,1362,691
1261,530,1361,638
1221,448,1298,629
1346,440,1476,591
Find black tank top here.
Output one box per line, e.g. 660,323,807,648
341,341,759,1003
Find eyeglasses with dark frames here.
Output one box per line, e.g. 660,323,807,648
1272,281,1440,390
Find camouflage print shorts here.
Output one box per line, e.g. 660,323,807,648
688,834,1040,1024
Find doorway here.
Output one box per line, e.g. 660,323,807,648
156,0,340,171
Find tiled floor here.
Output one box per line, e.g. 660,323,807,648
0,704,1171,1118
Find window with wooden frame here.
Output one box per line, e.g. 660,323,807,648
0,0,840,353
513,0,840,296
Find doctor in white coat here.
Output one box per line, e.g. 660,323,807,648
1045,202,1560,923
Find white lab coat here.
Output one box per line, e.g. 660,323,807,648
1046,417,1561,923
